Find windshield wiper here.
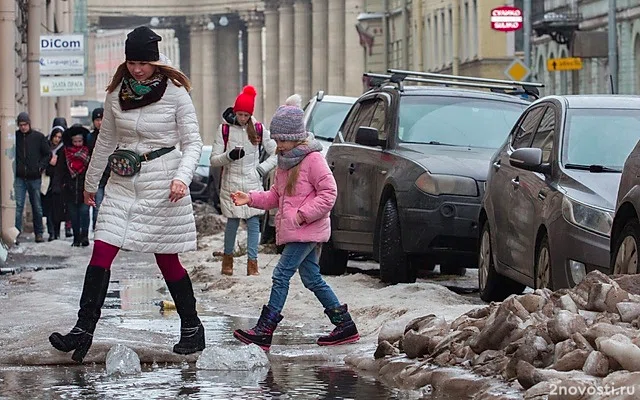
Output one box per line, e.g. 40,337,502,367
565,163,621,173
426,141,459,146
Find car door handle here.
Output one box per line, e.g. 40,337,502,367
510,177,520,188
329,162,335,171
492,160,501,171
538,190,547,200
348,163,356,174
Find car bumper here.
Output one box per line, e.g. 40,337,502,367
398,188,481,264
548,217,611,288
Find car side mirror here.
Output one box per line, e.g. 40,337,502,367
355,126,382,147
509,147,551,174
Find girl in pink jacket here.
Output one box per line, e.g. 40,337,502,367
231,95,359,350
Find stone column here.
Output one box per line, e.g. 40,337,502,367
188,22,204,131
217,22,241,112
344,0,365,96
327,0,345,94
294,0,311,101
174,24,191,78
278,0,294,98
311,0,328,94
201,26,217,145
243,11,265,121
264,0,279,123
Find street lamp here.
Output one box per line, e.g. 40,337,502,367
150,17,160,27
219,16,228,26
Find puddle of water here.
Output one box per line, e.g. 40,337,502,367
0,276,407,399
0,362,399,400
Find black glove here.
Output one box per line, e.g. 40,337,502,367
228,148,245,161
222,107,237,125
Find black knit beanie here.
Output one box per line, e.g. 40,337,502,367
125,26,162,62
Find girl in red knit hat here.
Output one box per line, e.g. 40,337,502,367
210,85,277,276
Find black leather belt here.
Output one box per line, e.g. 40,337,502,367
141,146,175,162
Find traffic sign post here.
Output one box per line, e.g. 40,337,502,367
547,57,583,71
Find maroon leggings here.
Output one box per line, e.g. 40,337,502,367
90,240,187,282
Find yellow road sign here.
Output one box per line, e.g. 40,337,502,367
504,58,530,81
547,57,583,71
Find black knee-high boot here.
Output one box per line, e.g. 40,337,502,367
49,265,110,362
166,274,206,354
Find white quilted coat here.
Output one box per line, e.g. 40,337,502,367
210,119,276,219
85,80,202,253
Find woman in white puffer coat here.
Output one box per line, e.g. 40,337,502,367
211,85,276,276
49,26,205,363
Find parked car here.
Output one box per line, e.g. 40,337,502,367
189,145,221,212
319,70,537,284
611,125,640,275
480,95,640,302
260,91,357,244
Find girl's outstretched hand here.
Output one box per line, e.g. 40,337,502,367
231,191,250,206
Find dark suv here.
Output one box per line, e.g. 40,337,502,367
319,70,539,284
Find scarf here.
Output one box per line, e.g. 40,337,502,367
119,73,168,111
277,139,324,171
64,145,90,178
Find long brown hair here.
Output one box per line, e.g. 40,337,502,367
283,139,307,196
106,61,192,93
246,119,261,146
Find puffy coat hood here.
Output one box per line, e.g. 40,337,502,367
62,125,89,147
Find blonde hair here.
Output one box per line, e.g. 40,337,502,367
283,139,308,196
106,61,191,93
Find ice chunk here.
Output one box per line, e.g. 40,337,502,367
105,344,141,376
196,345,270,370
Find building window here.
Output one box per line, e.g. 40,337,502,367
463,1,469,60
425,17,431,70
448,8,453,66
434,15,439,67
514,0,523,52
471,0,478,58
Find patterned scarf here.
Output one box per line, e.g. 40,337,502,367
64,145,90,178
277,139,324,171
119,73,168,111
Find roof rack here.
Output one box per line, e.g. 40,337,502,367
363,69,544,99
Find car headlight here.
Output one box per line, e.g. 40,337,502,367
415,173,478,196
561,196,613,236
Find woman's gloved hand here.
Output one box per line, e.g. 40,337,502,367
228,148,245,161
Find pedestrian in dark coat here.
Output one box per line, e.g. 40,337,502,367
14,111,51,243
42,125,65,240
52,125,91,247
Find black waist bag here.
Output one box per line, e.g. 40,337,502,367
108,146,175,177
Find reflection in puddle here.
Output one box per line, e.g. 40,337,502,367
0,277,404,398
0,362,397,399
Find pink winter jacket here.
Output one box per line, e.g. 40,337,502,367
249,151,337,245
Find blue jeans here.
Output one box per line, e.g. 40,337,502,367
14,177,44,235
224,216,260,260
268,242,341,314
92,186,105,229
67,202,90,237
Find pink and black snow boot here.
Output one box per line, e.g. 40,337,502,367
234,305,283,351
317,304,360,346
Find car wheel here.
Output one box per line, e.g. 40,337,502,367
478,222,525,302
319,238,348,275
612,219,640,275
440,264,467,276
535,234,552,289
379,198,416,284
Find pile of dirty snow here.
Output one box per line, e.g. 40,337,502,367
349,270,640,399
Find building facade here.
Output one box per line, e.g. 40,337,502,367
361,0,527,81
531,0,640,96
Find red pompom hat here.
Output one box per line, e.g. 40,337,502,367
233,85,257,115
